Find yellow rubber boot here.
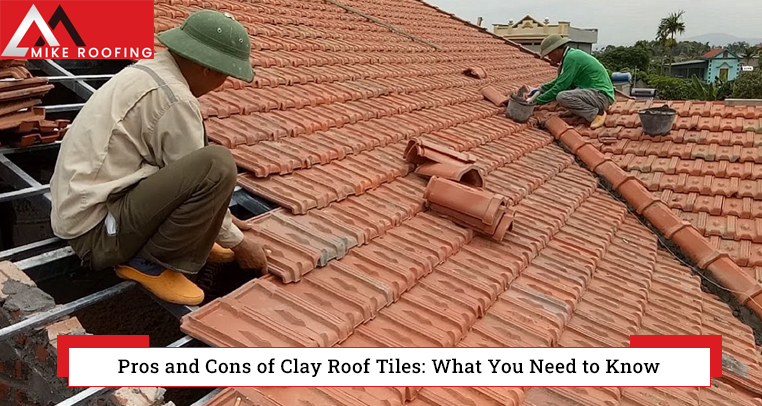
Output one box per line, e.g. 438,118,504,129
591,112,607,129
115,266,204,305
207,243,235,263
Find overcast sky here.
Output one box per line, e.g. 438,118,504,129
425,0,761,47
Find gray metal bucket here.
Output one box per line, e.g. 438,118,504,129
506,95,535,123
638,105,677,136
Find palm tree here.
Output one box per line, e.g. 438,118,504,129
741,46,760,65
656,11,686,75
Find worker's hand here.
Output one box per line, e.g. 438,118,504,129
527,92,541,104
231,234,269,273
528,88,542,98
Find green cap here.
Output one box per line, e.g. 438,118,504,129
158,10,254,82
539,34,571,57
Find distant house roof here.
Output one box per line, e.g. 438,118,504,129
702,48,740,60
703,48,725,59
511,14,545,28
670,59,707,67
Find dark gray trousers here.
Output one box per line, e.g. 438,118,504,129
69,146,237,274
556,89,611,122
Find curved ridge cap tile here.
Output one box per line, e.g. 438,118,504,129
424,176,506,225
547,115,762,319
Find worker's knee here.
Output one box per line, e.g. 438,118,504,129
555,91,574,105
198,146,236,186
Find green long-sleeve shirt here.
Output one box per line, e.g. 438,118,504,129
535,48,615,105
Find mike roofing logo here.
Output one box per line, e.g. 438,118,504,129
0,0,155,59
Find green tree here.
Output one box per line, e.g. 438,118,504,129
717,79,735,100
732,70,762,99
740,46,760,65
644,74,690,100
597,46,650,72
727,41,750,55
672,41,710,61
656,11,686,75
688,75,718,100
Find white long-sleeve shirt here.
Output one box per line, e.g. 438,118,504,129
50,51,244,247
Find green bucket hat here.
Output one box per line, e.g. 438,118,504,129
158,10,254,82
539,34,571,57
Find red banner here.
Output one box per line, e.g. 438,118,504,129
57,335,148,377
630,335,723,377
0,0,154,59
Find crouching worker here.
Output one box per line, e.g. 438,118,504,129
527,34,615,129
50,11,267,305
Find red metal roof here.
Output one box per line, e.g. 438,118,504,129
150,0,762,403
703,48,726,59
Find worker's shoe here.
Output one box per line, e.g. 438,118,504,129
590,112,607,129
207,243,235,263
115,264,204,306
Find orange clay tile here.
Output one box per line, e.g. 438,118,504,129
424,176,514,241
404,138,485,187
462,66,488,79
480,85,509,106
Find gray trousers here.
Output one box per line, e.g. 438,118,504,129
69,146,237,274
556,89,611,122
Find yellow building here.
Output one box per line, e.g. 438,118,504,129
493,15,598,54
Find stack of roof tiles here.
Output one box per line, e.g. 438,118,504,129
0,60,67,148
150,0,762,404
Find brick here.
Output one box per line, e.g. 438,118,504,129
0,381,10,400
46,317,86,350
0,292,83,406
0,261,33,299
106,388,168,406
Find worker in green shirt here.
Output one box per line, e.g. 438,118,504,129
527,34,615,129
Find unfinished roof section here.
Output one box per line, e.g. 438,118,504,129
545,101,762,286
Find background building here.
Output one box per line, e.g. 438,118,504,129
493,15,598,54
671,48,742,82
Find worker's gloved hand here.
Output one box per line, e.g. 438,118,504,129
230,217,268,273
528,88,542,98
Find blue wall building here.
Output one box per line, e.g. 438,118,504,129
671,48,742,83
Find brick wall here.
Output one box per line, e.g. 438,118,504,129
0,261,83,406
0,262,172,406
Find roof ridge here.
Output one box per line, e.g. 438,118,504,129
402,2,635,102
544,116,762,320
410,0,544,60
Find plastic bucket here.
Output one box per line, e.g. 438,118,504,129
638,106,677,136
506,95,535,123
